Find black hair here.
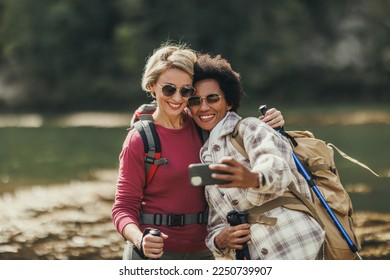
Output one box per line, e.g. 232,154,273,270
193,54,245,112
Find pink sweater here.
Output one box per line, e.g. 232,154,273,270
112,114,207,252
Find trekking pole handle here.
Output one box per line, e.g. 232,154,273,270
148,229,161,260
259,104,284,133
227,210,251,260
149,229,161,236
259,104,268,117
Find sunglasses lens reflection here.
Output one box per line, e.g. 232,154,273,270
161,84,195,97
188,98,200,107
162,85,177,96
188,94,221,107
207,94,221,104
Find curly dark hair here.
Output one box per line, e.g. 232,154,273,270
193,54,245,112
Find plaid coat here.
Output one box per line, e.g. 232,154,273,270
201,112,325,260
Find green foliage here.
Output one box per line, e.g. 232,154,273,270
1,0,122,110
0,0,389,112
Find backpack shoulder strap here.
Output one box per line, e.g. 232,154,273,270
285,183,324,228
230,119,249,159
130,101,157,127
133,114,168,185
247,184,324,229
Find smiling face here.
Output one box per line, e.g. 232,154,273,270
151,68,194,120
190,79,232,131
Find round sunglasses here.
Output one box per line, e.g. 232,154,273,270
187,94,222,108
157,83,196,98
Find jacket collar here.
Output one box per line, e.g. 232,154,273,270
217,111,242,138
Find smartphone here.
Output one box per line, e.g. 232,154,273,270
188,163,232,187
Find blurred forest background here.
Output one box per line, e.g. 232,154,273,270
0,0,389,112
0,0,389,260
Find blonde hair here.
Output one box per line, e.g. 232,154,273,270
141,42,197,95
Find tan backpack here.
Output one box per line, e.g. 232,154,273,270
281,130,361,260
229,123,372,260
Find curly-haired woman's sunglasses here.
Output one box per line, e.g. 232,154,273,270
157,83,196,98
187,94,222,108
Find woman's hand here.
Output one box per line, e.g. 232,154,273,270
123,224,169,259
215,224,251,250
259,107,285,128
209,157,261,189
142,231,169,259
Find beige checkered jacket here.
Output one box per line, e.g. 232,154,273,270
201,112,325,260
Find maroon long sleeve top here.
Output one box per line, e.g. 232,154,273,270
112,114,207,252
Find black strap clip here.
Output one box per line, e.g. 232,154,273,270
167,214,185,226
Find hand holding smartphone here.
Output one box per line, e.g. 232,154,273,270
188,163,232,187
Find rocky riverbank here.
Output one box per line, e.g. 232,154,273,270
0,171,389,260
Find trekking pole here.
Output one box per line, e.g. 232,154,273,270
259,105,363,260
227,210,251,260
